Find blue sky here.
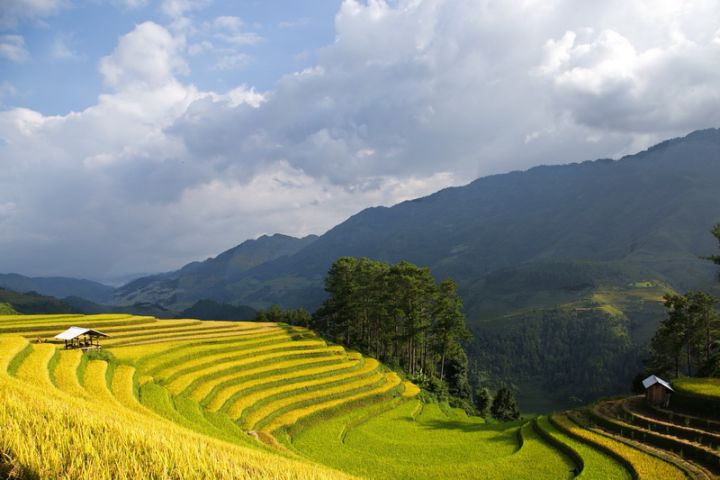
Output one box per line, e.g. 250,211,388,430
2,1,339,114
1,0,720,281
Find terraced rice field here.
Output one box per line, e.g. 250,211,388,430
0,313,716,479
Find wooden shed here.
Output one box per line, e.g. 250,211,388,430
54,326,109,350
642,374,673,408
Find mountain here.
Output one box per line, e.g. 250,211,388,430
178,300,258,321
110,128,720,408
0,287,79,314
118,129,720,309
113,233,318,309
0,273,114,304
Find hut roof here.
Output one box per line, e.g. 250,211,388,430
54,326,110,340
642,374,674,392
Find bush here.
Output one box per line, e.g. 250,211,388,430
491,387,520,422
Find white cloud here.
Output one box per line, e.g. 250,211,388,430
99,22,188,89
0,81,16,101
2,1,720,279
111,0,148,9
214,31,262,46
213,53,251,71
212,16,243,30
0,0,66,28
50,33,83,61
161,0,211,18
0,35,29,62
188,40,213,56
539,26,720,133
278,18,311,29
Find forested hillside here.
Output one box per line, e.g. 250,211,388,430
88,129,720,407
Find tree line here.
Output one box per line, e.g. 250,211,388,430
648,224,720,378
311,257,474,403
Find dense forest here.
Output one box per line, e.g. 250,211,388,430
471,308,639,402
648,224,720,378
311,257,474,404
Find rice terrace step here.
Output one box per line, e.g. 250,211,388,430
2,313,720,479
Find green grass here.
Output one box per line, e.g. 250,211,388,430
534,415,630,479
0,303,18,314
292,399,575,479
673,377,720,399
552,412,687,480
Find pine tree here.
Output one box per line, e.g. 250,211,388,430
491,387,520,421
475,387,491,418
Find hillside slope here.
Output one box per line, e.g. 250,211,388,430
114,233,318,309
116,129,720,312
0,287,79,314
0,273,114,304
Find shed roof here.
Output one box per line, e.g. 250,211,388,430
54,326,109,340
642,374,674,392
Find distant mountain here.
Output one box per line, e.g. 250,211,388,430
109,128,720,408
0,287,79,314
0,273,114,304
178,300,257,321
113,233,318,309
62,296,176,319
118,129,720,310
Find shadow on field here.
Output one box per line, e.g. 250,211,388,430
417,418,524,436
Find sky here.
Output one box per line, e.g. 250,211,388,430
1,0,720,282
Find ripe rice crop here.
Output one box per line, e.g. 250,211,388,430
52,350,87,398
188,353,355,404
206,359,361,412
260,372,401,433
401,381,420,397
13,343,56,389
230,359,379,421
243,370,386,428
111,364,153,415
0,336,30,372
534,415,630,479
83,360,122,406
156,339,327,381
0,368,352,479
109,325,280,347
550,413,686,480
136,330,291,372
182,348,348,402
166,346,345,396
8,314,692,480
105,322,238,340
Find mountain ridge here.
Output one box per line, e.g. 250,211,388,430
0,273,114,304
114,128,720,313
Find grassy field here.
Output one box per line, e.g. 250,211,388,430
1,313,715,479
291,400,576,479
673,377,720,399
